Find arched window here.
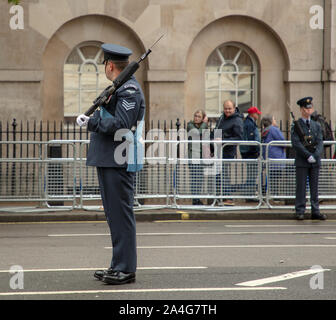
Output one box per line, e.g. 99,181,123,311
63,42,110,118
205,43,258,117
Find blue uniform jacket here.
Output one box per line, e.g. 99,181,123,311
290,118,323,167
86,76,145,168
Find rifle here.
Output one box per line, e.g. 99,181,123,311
83,34,164,117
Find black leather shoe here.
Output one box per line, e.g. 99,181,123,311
311,213,327,220
295,213,304,220
94,268,114,281
102,271,136,285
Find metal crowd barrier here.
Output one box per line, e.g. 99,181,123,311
0,139,336,213
264,140,336,210
132,140,263,211
77,140,171,211
0,141,76,212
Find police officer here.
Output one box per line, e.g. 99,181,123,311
290,97,326,220
76,43,146,284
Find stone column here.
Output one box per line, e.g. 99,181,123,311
323,0,336,129
146,70,186,124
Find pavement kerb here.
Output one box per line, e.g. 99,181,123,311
0,208,336,223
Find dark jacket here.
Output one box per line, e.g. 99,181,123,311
214,108,244,158
86,76,145,167
290,118,323,167
240,115,261,158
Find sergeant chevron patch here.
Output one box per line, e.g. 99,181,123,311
122,99,136,111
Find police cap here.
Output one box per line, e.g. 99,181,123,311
101,43,132,63
297,97,313,109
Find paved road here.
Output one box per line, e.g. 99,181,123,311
0,219,336,302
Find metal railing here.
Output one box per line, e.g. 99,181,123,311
1,140,336,213
264,140,336,210
0,141,77,211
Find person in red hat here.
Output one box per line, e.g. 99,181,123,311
247,107,262,116
240,107,262,200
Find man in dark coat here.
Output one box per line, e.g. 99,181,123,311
290,97,326,220
214,100,243,205
76,43,146,284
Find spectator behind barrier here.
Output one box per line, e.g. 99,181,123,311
214,100,243,206
261,115,286,160
240,106,261,199
261,115,286,198
240,106,261,159
187,109,208,205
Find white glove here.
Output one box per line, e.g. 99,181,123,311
76,114,90,127
307,155,316,163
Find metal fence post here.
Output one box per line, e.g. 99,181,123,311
47,144,64,206
11,119,17,196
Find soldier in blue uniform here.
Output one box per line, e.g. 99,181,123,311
76,43,146,284
290,97,327,220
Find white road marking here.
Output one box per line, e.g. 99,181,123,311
0,221,106,225
104,244,336,249
48,231,336,237
0,287,287,296
324,237,336,240
155,220,336,224
0,266,207,273
225,224,336,228
48,233,109,237
236,268,331,287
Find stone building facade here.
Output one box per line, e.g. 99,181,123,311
0,0,335,128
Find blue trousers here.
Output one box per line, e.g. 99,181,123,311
97,167,137,273
295,166,320,214
241,154,259,194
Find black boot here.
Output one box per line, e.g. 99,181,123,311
311,213,327,220
94,268,114,280
295,213,304,220
102,271,136,285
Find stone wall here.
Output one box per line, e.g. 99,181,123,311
0,0,334,130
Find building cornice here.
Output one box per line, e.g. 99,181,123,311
0,70,43,82
283,70,336,82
